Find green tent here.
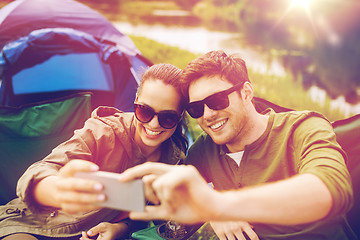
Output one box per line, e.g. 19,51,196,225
0,93,91,204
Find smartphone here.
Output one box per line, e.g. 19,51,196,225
75,171,145,212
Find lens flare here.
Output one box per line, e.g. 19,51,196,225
289,0,313,10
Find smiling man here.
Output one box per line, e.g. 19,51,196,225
179,50,355,240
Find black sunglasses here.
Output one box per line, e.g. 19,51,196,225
186,83,243,118
134,103,182,129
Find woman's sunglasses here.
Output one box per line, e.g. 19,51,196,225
134,103,182,129
186,83,243,119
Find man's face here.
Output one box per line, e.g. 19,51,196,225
188,75,249,146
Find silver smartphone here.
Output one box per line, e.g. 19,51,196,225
75,171,145,212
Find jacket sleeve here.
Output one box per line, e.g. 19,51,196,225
16,116,117,210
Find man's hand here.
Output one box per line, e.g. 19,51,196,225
33,160,105,213
80,222,128,240
118,162,219,224
210,221,259,240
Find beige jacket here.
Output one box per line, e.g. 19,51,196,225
0,106,185,238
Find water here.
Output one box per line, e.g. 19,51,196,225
114,21,360,115
114,21,285,76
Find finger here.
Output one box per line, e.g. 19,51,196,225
242,226,259,240
59,160,99,177
152,165,202,195
118,162,173,182
59,190,105,204
129,205,168,221
233,231,246,240
214,232,227,240
151,169,191,207
56,177,103,193
81,231,91,240
87,223,104,237
142,174,160,204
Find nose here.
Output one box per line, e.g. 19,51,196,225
147,115,161,128
202,104,217,120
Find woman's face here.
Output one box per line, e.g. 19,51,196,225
134,79,182,151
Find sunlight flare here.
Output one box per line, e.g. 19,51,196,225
289,0,313,10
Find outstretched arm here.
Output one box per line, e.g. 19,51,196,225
119,162,332,225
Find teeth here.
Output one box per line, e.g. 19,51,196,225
210,120,226,130
145,128,161,136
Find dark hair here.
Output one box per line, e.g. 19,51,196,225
136,63,188,152
180,50,250,100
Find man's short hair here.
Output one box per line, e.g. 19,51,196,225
180,50,250,100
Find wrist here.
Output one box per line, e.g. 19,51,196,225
33,175,61,208
212,190,246,222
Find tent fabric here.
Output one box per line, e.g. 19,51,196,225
0,93,92,204
0,27,146,111
0,27,116,77
0,0,140,56
0,0,152,111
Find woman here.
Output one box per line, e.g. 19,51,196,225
0,63,188,240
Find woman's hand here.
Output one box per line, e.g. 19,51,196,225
33,160,106,213
210,221,259,240
80,222,129,240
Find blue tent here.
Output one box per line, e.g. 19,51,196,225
0,0,152,111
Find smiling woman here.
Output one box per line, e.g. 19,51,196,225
0,63,189,240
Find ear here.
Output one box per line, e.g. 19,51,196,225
241,81,254,103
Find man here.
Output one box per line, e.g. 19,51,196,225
120,50,355,240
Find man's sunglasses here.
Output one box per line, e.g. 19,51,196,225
134,103,182,129
186,83,243,119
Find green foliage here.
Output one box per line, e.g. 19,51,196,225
129,35,200,69
249,70,346,121
122,1,180,16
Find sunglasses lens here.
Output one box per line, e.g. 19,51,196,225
187,90,231,118
135,104,180,129
187,102,204,119
134,104,155,123
158,112,180,129
206,93,230,110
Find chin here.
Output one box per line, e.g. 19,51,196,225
210,132,231,146
141,136,161,148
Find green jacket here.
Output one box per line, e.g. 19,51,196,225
0,106,185,238
186,109,356,239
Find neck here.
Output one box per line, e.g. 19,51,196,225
142,146,161,162
226,111,269,153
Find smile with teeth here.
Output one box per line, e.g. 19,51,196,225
145,127,162,136
210,119,227,130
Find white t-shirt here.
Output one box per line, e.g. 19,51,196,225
226,151,244,166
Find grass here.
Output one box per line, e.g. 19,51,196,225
129,35,200,69
249,70,347,121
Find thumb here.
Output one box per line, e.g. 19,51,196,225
59,160,99,177
87,223,104,237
